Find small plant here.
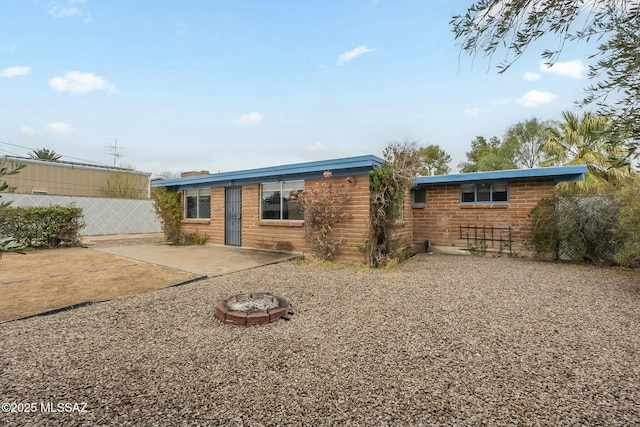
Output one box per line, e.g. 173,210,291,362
468,243,488,256
186,230,208,245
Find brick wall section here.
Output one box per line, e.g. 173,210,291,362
241,183,307,253
411,180,555,252
180,174,372,263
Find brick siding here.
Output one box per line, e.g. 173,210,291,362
180,174,372,263
411,180,555,254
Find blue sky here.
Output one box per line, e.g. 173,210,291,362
1,0,594,176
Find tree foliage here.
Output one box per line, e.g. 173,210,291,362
612,176,640,267
418,144,452,175
152,187,183,244
451,0,640,155
363,140,422,267
504,118,554,168
541,111,633,189
458,136,517,172
101,172,147,199
28,148,62,161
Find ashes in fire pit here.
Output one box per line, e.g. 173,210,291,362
215,293,290,326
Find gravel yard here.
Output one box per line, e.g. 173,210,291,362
1,254,639,426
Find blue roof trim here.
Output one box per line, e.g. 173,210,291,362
414,165,587,186
152,155,384,188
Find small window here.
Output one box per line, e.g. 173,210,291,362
260,180,304,220
461,184,475,203
460,182,509,204
184,188,211,219
413,187,426,206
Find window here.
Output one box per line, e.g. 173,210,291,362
261,180,304,220
184,188,211,219
412,187,427,206
460,182,508,203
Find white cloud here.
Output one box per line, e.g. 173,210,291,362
491,98,510,106
48,1,91,23
45,122,74,134
337,46,375,65
308,141,327,152
2,44,16,52
523,72,541,81
234,112,263,125
0,66,31,78
49,71,116,94
21,126,37,136
516,90,557,107
48,4,81,18
464,108,480,117
539,60,587,79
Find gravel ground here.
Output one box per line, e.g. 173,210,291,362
1,254,639,426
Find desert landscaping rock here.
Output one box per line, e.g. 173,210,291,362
1,254,639,426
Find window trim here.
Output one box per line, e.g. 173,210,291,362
412,187,427,207
459,181,509,204
184,187,211,219
259,180,304,221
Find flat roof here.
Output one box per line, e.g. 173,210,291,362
152,155,384,189
2,155,151,176
414,165,587,185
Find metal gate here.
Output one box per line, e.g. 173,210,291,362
225,187,242,246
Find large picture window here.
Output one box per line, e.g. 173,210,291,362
460,182,508,203
261,180,304,220
184,188,211,219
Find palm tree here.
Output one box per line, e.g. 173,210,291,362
28,148,62,161
542,111,632,189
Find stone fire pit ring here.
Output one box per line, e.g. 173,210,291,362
215,293,290,326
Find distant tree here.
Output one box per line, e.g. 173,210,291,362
155,171,181,180
28,148,62,161
542,111,633,189
451,0,640,156
101,172,146,199
504,118,555,168
458,136,517,173
418,144,452,175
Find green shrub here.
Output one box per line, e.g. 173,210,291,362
185,230,209,245
528,192,621,264
0,205,84,248
613,177,640,267
152,187,183,244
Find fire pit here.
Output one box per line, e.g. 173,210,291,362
215,293,290,326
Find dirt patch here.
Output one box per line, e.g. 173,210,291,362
0,246,200,322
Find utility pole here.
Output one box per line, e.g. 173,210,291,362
108,139,124,167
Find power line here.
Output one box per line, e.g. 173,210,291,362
0,141,113,167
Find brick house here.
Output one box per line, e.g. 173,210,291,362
151,156,586,261
411,166,586,255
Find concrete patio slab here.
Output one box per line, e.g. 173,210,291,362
93,244,300,277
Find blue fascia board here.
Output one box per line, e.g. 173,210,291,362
413,165,587,186
152,155,384,188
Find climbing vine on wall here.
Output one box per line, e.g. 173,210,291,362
363,141,422,267
296,171,354,261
